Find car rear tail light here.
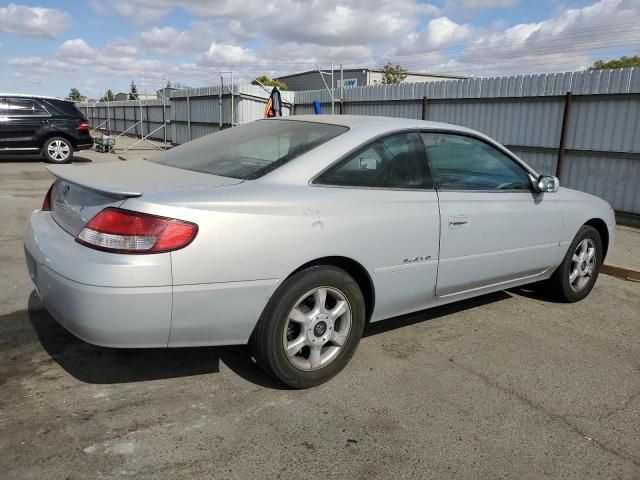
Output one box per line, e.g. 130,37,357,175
77,122,90,131
76,208,198,254
42,183,54,211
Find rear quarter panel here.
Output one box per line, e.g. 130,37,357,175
123,182,441,345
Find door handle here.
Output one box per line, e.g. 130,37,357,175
448,215,468,228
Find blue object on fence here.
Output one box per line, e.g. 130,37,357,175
313,100,321,114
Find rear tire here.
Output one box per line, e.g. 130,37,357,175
250,265,365,388
42,137,73,164
546,225,602,302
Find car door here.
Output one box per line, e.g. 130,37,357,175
2,97,49,150
313,131,441,321
421,132,562,297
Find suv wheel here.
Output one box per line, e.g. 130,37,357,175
43,137,73,163
250,266,365,388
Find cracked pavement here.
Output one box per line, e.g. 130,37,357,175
1,151,639,479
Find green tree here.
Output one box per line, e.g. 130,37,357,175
66,87,86,102
589,56,640,70
381,63,408,84
251,75,288,90
99,89,115,102
128,80,138,100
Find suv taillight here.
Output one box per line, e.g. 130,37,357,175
77,122,90,131
42,183,54,211
76,208,198,254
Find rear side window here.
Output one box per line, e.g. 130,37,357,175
150,119,348,180
6,98,48,116
315,132,433,189
43,99,84,118
421,133,531,191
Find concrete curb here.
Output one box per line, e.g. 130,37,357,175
602,264,640,282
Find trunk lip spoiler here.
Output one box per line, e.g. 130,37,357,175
47,165,143,198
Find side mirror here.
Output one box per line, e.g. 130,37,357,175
535,175,560,193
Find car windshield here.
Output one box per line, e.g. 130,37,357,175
150,119,348,180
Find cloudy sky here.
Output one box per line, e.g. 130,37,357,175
0,0,638,98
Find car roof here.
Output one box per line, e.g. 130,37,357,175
275,114,476,134
0,93,66,101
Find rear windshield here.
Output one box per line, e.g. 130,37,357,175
150,119,348,180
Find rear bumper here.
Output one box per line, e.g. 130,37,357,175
23,210,276,348
75,139,94,151
24,210,172,348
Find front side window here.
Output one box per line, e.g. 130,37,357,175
421,133,531,191
6,98,47,116
150,119,348,180
315,132,433,189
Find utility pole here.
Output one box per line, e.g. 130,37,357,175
331,60,335,115
230,70,234,126
219,75,223,128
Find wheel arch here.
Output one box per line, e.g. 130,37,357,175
40,132,77,150
287,256,375,322
584,218,610,260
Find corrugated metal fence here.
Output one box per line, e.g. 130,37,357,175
79,84,293,144
80,69,639,214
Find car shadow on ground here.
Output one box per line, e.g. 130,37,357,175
0,154,92,163
24,287,555,388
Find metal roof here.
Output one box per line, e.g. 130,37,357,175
275,69,466,80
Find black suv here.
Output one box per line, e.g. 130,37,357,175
0,95,93,163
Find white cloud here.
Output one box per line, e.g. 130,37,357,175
0,3,71,39
199,43,259,65
455,0,640,75
58,39,98,60
398,17,473,54
5,0,640,98
140,23,218,55
447,0,517,10
94,0,439,46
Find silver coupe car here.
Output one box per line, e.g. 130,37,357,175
24,115,615,388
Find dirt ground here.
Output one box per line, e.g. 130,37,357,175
1,143,639,479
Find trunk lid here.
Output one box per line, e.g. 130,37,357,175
47,160,243,236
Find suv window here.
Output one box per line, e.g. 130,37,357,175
43,99,84,117
0,98,8,116
421,133,531,191
315,132,432,189
6,97,48,116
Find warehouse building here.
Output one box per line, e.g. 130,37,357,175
275,68,465,91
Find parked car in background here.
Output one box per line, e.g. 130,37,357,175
0,94,93,163
24,116,615,388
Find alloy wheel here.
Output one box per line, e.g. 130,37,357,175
47,140,70,161
282,286,352,371
569,238,596,292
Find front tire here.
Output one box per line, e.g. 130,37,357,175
547,225,603,302
250,266,365,388
42,137,73,164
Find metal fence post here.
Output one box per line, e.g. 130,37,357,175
556,91,572,178
187,95,192,141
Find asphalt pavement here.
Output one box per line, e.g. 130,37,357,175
1,142,639,479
